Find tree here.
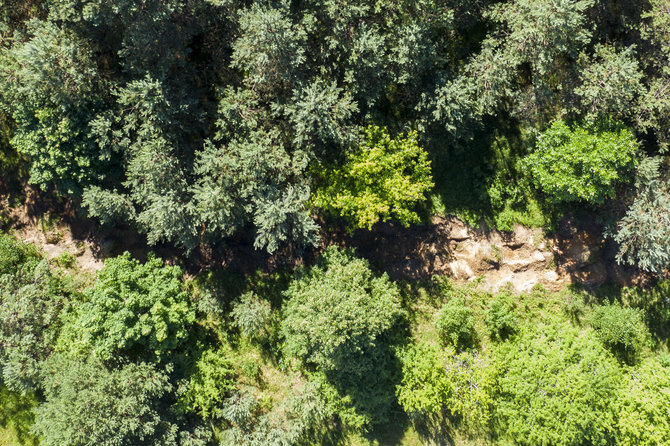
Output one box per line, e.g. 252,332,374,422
495,322,621,446
575,45,644,124
522,120,639,204
231,292,273,340
33,354,178,446
396,343,495,430
396,342,451,415
591,304,648,363
281,246,403,373
180,348,236,419
485,292,518,341
313,125,433,231
61,252,195,361
0,19,107,195
614,157,670,275
0,235,66,392
281,246,405,424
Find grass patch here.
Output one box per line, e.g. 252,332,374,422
0,387,38,446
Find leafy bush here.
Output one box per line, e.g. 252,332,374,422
616,359,670,445
61,252,195,361
435,296,477,349
231,292,273,339
181,348,236,418
220,382,334,446
495,322,621,446
313,125,433,231
522,120,638,204
0,233,40,276
281,246,404,373
397,343,495,430
591,304,648,363
485,293,518,341
396,343,451,415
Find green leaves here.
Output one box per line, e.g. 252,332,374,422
61,252,195,361
495,322,621,446
616,359,670,446
313,125,433,231
523,120,639,204
281,246,403,372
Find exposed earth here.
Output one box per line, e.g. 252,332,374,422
1,186,648,292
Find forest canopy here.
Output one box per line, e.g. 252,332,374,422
3,0,670,444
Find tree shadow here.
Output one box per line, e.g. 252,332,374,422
324,341,409,445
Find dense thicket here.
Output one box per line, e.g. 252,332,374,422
4,0,670,444
1,0,669,268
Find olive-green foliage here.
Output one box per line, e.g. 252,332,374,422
591,304,648,363
62,252,195,361
231,292,273,340
0,233,40,276
313,125,433,231
435,296,477,349
33,354,178,446
522,121,639,204
616,358,670,446
0,386,38,446
282,246,404,373
220,381,335,446
0,234,66,392
495,322,621,446
485,293,518,341
180,348,236,419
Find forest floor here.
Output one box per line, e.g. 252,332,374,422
0,185,650,293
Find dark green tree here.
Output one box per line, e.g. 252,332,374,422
33,354,179,446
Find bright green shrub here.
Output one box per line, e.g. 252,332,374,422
181,348,236,418
436,296,477,349
495,322,621,446
313,125,433,231
61,252,195,361
591,304,648,363
485,293,518,341
522,120,638,204
444,351,496,430
616,359,670,446
396,343,450,414
397,343,495,429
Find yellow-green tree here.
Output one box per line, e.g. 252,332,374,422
313,125,433,231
